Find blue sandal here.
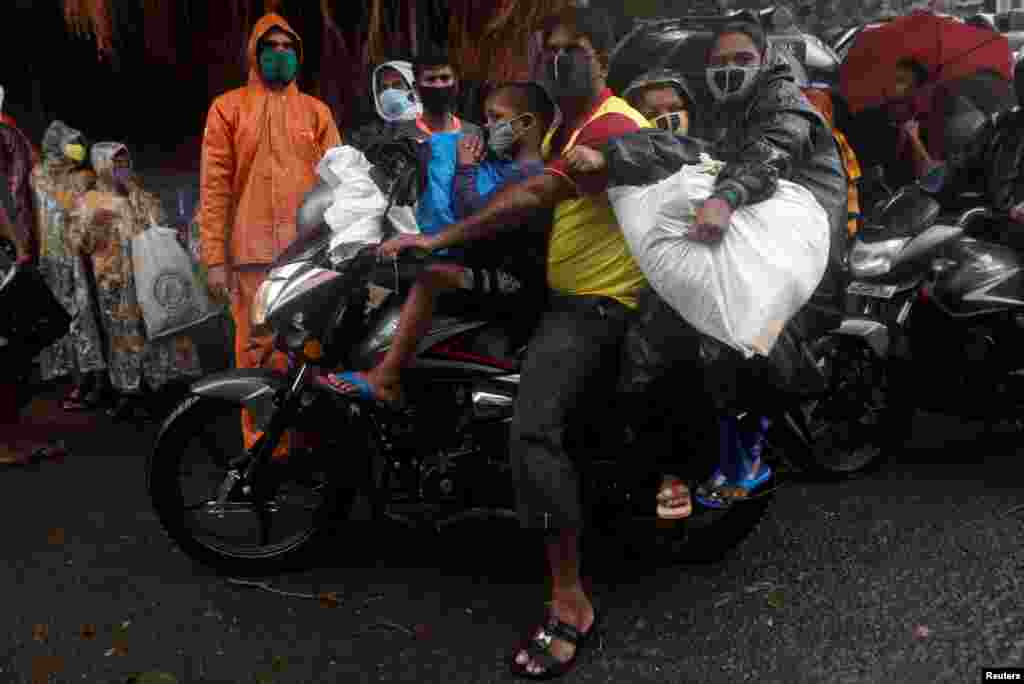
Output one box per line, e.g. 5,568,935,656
694,463,772,510
316,370,405,409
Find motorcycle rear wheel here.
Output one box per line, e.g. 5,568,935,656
147,395,358,577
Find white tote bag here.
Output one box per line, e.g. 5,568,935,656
608,161,830,357
132,225,219,340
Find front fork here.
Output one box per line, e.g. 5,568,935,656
218,362,311,505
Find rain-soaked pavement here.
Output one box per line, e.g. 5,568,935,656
3,379,1024,684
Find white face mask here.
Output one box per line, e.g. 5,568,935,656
651,110,690,135
706,65,761,103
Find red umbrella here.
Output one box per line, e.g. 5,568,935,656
839,10,1012,114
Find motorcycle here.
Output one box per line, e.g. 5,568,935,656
146,151,867,577
789,164,953,479
828,161,1024,465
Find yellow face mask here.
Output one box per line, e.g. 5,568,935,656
64,144,86,163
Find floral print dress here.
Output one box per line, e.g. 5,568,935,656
69,144,201,394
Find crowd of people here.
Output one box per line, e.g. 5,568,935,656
5,3,1024,678
0,108,205,466
188,7,849,678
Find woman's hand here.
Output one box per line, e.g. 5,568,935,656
458,135,484,166
564,145,607,174
689,197,733,244
377,233,437,259
1010,201,1024,224
899,119,920,140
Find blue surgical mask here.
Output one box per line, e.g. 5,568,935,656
486,114,535,158
379,88,416,120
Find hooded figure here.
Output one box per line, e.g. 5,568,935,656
346,60,423,152
69,143,201,418
348,61,424,149
198,13,341,456
372,61,422,124
30,121,108,406
622,68,699,137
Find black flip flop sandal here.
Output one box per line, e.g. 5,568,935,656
511,612,602,680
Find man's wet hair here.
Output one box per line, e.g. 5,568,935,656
711,15,768,56
489,82,557,131
963,14,996,31
413,50,455,80
896,58,930,87
540,6,616,55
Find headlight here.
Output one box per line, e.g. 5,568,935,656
848,237,910,278
251,279,285,327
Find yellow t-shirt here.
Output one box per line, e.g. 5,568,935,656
542,91,650,309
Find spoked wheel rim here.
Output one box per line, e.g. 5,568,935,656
803,344,887,474
171,406,330,560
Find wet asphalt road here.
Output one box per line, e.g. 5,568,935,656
3,382,1024,684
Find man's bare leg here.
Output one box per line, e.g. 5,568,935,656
330,263,468,402
515,530,596,674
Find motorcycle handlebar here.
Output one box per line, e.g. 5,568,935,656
955,206,1009,227
369,248,444,290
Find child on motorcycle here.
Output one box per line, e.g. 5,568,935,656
315,82,555,405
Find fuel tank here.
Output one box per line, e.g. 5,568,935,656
348,298,520,374
932,238,1024,317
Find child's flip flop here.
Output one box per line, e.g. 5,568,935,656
694,464,773,510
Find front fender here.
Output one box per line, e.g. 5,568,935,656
190,369,289,429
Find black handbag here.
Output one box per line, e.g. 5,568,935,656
0,238,71,362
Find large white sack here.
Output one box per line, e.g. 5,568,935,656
316,145,373,187
316,145,420,240
608,162,829,357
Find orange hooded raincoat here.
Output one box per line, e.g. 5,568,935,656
198,14,341,456
198,13,341,269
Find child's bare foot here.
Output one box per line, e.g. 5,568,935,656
316,368,404,405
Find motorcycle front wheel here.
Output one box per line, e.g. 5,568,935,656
791,336,911,479
147,394,359,577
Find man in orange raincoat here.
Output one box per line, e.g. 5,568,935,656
198,13,341,455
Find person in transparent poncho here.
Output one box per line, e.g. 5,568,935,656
69,143,202,420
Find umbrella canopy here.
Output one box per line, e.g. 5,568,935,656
839,10,1012,114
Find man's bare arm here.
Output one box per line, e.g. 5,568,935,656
430,172,575,251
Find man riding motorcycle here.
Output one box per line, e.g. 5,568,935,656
921,58,1024,244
